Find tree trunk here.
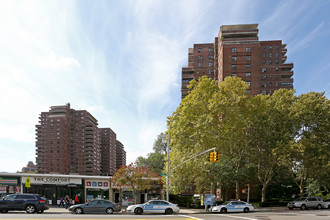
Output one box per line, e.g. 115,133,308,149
261,184,267,203
299,185,304,197
235,180,241,200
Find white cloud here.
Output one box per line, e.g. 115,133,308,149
38,52,81,70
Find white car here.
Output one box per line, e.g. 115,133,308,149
210,201,254,213
126,200,180,215
323,198,330,209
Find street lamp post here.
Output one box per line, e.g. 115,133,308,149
166,139,169,201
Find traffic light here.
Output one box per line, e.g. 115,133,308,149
214,152,219,162
209,152,214,162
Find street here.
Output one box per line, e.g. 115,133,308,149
0,209,329,220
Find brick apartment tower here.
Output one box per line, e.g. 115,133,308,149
181,24,294,98
115,140,126,170
100,128,117,176
36,103,101,175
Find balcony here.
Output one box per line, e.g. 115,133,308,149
279,63,294,70
282,71,294,78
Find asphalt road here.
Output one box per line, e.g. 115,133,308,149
0,209,329,220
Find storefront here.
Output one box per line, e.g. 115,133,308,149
85,179,110,202
0,176,20,197
21,175,83,205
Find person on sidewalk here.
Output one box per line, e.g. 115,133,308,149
58,197,64,207
64,195,70,209
74,194,79,204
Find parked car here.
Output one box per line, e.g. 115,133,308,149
126,200,180,215
210,201,254,213
287,197,323,210
68,199,121,214
322,198,330,209
0,193,49,214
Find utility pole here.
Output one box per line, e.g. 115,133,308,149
166,138,169,202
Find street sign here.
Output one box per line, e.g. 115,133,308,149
25,177,31,188
160,173,167,176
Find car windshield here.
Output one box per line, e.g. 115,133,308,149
295,197,306,201
324,199,330,202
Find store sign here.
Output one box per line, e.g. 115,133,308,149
0,177,18,185
85,180,109,189
22,177,81,185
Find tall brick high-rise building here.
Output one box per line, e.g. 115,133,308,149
100,128,117,176
115,140,126,170
35,103,125,176
181,24,294,98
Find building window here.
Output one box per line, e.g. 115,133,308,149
281,82,293,86
263,53,266,57
208,48,213,52
262,68,267,72
275,74,279,79
208,55,213,60
245,72,251,77
196,70,200,74
232,47,237,52
269,45,273,50
276,82,279,86
208,70,213,74
246,56,251,60
262,74,266,80
269,53,272,57
232,56,237,61
275,59,279,64
246,89,251,94
263,46,266,50
262,90,266,95
263,60,266,64
269,60,272,64
232,73,237,76
198,48,202,53
198,55,203,60
269,82,272,87
275,52,279,57
232,64,237,69
208,62,213,67
275,67,279,71
246,81,251,86
198,62,203,67
275,45,279,50
262,82,267,87
246,64,251,69
246,47,251,52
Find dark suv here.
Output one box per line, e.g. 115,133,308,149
0,194,49,214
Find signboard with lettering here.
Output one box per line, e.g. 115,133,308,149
21,177,82,186
85,180,110,190
0,177,19,186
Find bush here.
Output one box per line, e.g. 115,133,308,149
260,198,291,207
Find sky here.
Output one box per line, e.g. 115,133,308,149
0,0,329,173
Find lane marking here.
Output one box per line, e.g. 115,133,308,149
213,214,258,220
178,215,205,220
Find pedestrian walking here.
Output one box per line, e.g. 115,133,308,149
74,194,79,204
65,195,70,209
58,197,64,207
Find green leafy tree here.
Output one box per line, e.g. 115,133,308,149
167,76,220,194
290,92,330,196
112,163,161,203
136,132,166,174
249,89,296,203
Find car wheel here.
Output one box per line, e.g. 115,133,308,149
220,208,227,213
74,207,83,214
134,207,143,215
317,204,322,210
243,207,250,213
25,205,36,214
106,208,114,214
37,210,44,213
300,204,306,210
165,208,173,214
0,210,8,213
288,207,293,210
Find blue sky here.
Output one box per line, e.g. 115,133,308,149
0,0,329,172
